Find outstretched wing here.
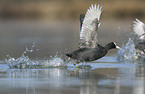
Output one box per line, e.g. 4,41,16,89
79,4,102,48
132,18,145,40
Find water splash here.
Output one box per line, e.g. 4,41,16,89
5,42,89,69
42,55,67,68
5,43,40,69
5,47,67,68
5,55,40,69
117,38,137,63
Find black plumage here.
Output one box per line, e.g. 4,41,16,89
135,41,145,52
66,42,118,63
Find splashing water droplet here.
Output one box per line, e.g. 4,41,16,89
5,42,40,69
5,42,68,68
36,49,39,51
117,38,137,63
42,55,67,68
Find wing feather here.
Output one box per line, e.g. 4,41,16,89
132,18,145,39
80,13,85,30
79,4,102,48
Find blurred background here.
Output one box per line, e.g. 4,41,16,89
0,0,145,60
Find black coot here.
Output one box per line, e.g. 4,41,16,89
66,4,119,67
66,42,118,62
132,19,145,53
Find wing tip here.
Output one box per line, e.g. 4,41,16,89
134,18,144,24
89,4,103,11
132,18,145,36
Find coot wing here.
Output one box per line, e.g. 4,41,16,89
79,4,102,48
80,13,85,31
132,18,145,40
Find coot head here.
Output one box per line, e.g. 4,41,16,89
105,42,120,51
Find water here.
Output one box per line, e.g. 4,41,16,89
0,59,145,94
5,45,67,69
5,43,40,69
1,47,145,94
117,38,137,63
0,20,145,94
117,36,145,63
0,47,144,94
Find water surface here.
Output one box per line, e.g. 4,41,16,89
0,57,145,94
0,20,144,94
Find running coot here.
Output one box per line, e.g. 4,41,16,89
132,19,145,54
66,4,120,67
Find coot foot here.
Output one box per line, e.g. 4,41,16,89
67,57,71,62
73,63,79,68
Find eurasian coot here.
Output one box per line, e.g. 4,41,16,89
132,19,145,53
66,4,119,67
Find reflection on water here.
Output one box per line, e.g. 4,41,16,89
0,62,144,94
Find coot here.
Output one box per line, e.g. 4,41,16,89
66,4,119,67
132,19,145,53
